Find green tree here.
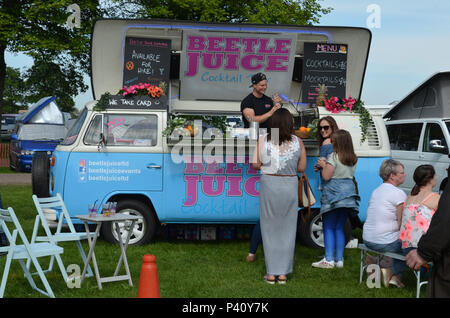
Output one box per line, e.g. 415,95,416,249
3,66,27,114
108,0,332,24
24,59,88,113
0,0,103,119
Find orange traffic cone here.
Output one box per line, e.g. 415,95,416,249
137,254,160,298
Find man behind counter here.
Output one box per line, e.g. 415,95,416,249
241,73,283,129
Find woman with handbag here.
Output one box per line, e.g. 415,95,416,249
312,129,360,269
252,108,306,284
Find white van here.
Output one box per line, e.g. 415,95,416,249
33,19,391,247
384,71,450,194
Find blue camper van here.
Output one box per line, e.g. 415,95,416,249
33,20,391,247
9,96,67,172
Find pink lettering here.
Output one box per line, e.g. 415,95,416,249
246,163,259,175
184,162,205,174
187,36,205,50
184,175,200,206
241,54,264,71
225,163,242,174
275,39,291,54
258,38,274,54
207,37,223,52
201,176,226,196
224,37,240,52
244,176,260,196
227,176,243,196
224,54,239,70
241,38,258,53
206,161,224,174
202,53,224,69
185,52,201,77
266,55,288,71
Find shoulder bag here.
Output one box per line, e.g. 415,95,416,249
298,173,316,222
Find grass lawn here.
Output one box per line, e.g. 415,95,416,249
0,185,424,299
0,167,15,174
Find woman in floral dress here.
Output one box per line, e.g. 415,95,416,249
400,165,440,255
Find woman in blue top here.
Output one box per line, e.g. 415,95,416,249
314,116,339,184
312,129,360,269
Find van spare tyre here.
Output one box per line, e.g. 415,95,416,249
32,151,50,198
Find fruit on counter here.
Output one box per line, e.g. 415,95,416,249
185,125,200,136
297,126,311,132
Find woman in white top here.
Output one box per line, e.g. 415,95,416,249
363,159,407,287
253,108,306,284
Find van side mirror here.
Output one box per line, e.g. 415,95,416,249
429,140,448,153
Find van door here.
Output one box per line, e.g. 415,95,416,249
420,121,449,191
386,122,424,193
62,112,163,210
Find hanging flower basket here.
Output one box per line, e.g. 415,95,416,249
323,96,372,143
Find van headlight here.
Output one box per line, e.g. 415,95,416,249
20,150,35,155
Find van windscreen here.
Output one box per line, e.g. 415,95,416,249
61,108,88,145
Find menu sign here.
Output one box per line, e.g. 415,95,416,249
122,37,171,88
301,42,348,104
180,30,297,101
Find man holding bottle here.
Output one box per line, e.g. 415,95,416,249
240,73,283,129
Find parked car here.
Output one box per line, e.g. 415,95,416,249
1,114,19,140
9,96,68,172
384,71,450,194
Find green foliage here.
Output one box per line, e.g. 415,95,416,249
93,92,112,112
163,114,228,137
109,0,332,25
351,100,372,144
24,59,89,113
2,67,27,113
0,0,103,116
307,118,319,140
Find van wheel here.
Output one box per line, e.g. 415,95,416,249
32,152,50,198
100,200,157,245
298,209,352,248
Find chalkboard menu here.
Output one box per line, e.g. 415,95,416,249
122,37,171,88
301,42,348,104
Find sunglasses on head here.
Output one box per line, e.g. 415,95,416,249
319,125,330,131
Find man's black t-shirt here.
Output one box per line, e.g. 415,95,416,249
240,93,274,129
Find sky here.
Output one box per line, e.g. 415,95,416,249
319,0,450,105
5,0,450,109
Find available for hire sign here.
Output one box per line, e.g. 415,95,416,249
180,30,297,101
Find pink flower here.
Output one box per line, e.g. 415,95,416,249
415,214,430,232
404,220,413,232
406,229,412,241
399,230,406,241
408,204,419,212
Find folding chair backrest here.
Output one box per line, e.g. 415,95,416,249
32,193,77,234
0,208,13,252
0,207,32,251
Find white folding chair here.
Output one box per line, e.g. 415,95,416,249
0,206,64,298
28,194,94,282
